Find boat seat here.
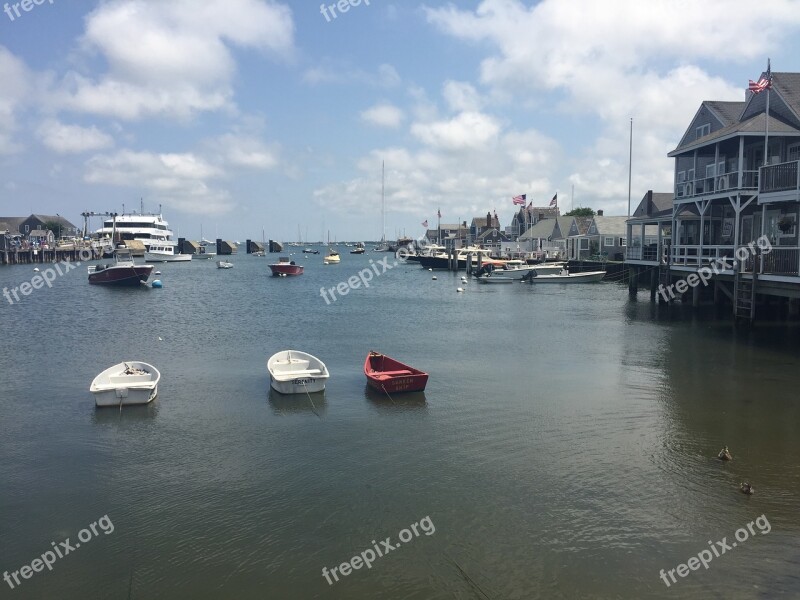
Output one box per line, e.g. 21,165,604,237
377,370,413,376
286,369,322,376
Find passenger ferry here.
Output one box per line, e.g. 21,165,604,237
94,212,176,253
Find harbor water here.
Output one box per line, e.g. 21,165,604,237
1,252,799,599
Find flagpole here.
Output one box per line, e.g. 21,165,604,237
627,117,633,218
437,208,440,246
764,85,770,168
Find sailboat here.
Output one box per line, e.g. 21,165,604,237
323,230,340,264
374,161,390,252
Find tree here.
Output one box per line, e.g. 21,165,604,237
43,220,62,239
564,207,595,217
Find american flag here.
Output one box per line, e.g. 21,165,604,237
749,61,772,94
549,193,557,207
512,194,526,205
421,220,428,228
749,77,771,94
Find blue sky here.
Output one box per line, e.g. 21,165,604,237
1,0,800,242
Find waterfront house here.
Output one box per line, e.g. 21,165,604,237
516,216,571,257
586,215,629,261
565,217,593,259
626,69,800,318
626,191,673,264
511,205,559,238
28,229,55,246
470,212,501,242
477,227,511,251
0,214,78,238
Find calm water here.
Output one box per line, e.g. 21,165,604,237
1,251,799,599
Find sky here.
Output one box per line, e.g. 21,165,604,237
1,0,800,242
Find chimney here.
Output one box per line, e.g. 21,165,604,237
597,209,604,216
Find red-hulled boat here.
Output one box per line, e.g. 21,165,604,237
364,351,428,393
269,256,304,276
88,248,153,286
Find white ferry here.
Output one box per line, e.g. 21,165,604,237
94,212,176,253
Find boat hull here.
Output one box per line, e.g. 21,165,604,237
269,263,303,276
476,276,514,284
364,351,428,393
93,386,158,406
526,271,606,283
145,253,192,263
88,265,153,286
270,377,326,395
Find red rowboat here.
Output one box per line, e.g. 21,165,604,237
364,351,428,394
269,257,304,276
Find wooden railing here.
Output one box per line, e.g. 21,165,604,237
760,160,800,194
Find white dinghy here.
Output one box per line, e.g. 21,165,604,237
90,361,160,407
525,270,605,283
267,350,330,394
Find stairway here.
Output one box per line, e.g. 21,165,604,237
733,261,757,322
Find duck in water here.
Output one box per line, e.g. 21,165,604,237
740,482,754,495
718,446,732,461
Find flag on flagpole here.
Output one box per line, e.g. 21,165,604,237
549,193,557,207
437,209,441,218
749,77,772,94
421,220,428,228
512,194,526,205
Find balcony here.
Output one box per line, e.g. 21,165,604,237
759,160,800,203
671,244,734,267
675,170,759,200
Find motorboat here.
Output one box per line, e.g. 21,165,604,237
268,350,330,394
217,260,234,269
474,260,564,279
269,256,303,276
418,246,495,270
350,242,366,254
90,361,160,407
524,269,606,283
476,274,515,284
364,351,428,393
303,248,319,254
145,244,192,262
323,248,340,264
88,248,153,286
192,239,217,259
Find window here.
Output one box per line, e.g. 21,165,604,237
696,124,711,138
687,169,695,181
789,143,800,162
677,171,686,183
604,236,614,247
706,164,716,178
579,238,589,250
619,238,627,247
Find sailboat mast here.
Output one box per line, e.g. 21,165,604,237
381,160,385,243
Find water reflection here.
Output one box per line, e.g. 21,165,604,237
267,388,327,417
364,385,428,410
91,401,159,425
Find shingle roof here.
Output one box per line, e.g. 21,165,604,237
32,214,77,228
0,217,25,232
520,218,558,240
670,112,799,155
705,101,746,125
590,216,628,235
29,229,52,236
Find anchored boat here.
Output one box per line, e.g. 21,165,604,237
268,350,329,394
88,248,153,286
90,361,160,407
269,256,303,276
364,351,428,393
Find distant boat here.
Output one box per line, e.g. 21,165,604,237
145,244,192,263
88,248,153,286
268,350,330,394
476,274,514,284
192,239,217,259
269,256,303,276
524,270,605,283
323,248,340,264
350,242,366,254
303,248,319,254
216,260,234,269
90,361,160,407
364,351,428,393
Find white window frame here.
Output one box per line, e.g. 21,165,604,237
705,163,716,178
619,238,627,247
677,170,686,183
696,124,710,138
604,236,614,247
579,238,589,250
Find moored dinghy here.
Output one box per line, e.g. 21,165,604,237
364,351,428,393
90,361,160,407
268,350,330,394
524,269,605,283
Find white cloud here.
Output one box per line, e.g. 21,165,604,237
411,111,501,151
361,103,404,128
215,133,279,169
302,62,401,87
85,150,231,215
56,0,294,121
425,0,800,211
442,81,483,112
37,119,114,154
0,48,31,155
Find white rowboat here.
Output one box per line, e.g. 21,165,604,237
90,361,160,407
268,350,330,394
526,270,605,283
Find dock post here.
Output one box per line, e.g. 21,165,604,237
628,266,638,297
692,281,700,307
650,268,657,302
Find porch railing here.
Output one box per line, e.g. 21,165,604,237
760,247,800,276
759,160,800,194
626,247,642,260
675,170,759,199
671,244,734,267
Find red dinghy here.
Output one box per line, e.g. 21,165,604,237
364,351,428,394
